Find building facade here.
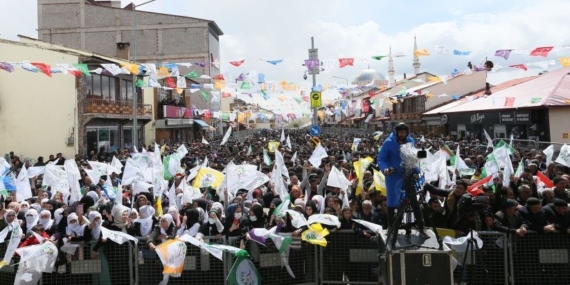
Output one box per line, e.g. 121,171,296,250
0,37,153,160
37,0,223,142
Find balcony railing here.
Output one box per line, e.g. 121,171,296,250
84,98,152,117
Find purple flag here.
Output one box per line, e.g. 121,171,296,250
304,59,320,71
248,228,269,246
0,62,15,73
495,49,512,60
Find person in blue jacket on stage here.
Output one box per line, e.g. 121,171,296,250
377,122,428,239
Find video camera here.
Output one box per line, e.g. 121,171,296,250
459,193,486,213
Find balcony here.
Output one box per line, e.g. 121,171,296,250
391,112,422,121
84,98,152,120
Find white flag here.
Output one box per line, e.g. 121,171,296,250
291,152,297,163
101,227,138,244
308,143,328,167
281,129,286,142
221,127,232,145
543,145,554,166
202,137,209,145
286,135,292,150
483,129,493,149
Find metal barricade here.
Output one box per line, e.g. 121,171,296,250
40,240,137,285
227,233,319,285
0,243,18,284
320,230,379,285
509,232,570,285
451,231,509,285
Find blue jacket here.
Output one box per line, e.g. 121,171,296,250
377,130,416,207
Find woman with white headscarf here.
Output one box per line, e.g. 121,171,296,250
167,206,181,228
66,213,86,241
38,210,55,235
85,211,112,285
23,208,39,234
132,205,156,238
147,214,176,251
0,209,23,268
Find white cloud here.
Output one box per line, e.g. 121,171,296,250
1,0,569,87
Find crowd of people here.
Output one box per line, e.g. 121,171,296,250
1,125,569,284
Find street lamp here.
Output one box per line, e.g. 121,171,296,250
332,76,349,86
131,0,156,151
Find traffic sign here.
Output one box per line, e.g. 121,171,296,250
310,125,321,136
310,91,322,108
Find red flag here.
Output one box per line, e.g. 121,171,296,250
222,91,232,98
536,172,554,188
339,58,354,68
530,46,553,57
504,97,515,107
510,64,527,71
229,60,245,67
31,63,52,77
165,77,176,88
467,175,493,195
68,69,82,77
213,74,225,80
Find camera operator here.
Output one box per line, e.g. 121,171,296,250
377,122,428,238
422,197,448,229
493,199,528,237
423,180,468,235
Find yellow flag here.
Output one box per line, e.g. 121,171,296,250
560,57,570,67
237,113,246,123
435,228,456,238
160,144,167,155
156,239,186,276
318,110,325,121
155,197,163,216
158,66,169,77
121,63,140,75
372,169,387,196
267,142,280,153
414,49,431,56
301,223,329,247
192,167,224,189
214,79,226,90
353,157,373,195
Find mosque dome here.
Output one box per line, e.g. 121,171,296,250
353,69,386,85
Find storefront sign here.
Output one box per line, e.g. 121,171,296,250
163,106,191,118
500,112,515,123
515,111,530,123
470,113,486,124
166,119,192,126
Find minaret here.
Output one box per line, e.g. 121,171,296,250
388,46,395,84
413,36,421,75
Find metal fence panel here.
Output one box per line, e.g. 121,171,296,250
40,240,136,285
321,230,379,285
510,232,570,285
451,231,509,285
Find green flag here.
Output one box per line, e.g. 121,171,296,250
371,55,387,60
514,160,524,178
135,79,146,88
200,90,209,102
495,140,515,154
530,97,541,104
481,154,499,178
247,144,253,156
240,81,251,89
185,71,199,79
72,63,91,76
227,257,262,285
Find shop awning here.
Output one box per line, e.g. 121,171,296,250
194,119,211,128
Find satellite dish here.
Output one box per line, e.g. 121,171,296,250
485,61,494,71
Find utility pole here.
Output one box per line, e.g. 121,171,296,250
131,0,156,151
308,37,319,126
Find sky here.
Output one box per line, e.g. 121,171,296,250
1,0,570,88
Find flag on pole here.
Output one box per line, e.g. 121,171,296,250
280,129,286,142
484,129,493,149
221,127,232,145
247,144,253,156
286,135,292,150
202,137,209,145
263,149,272,166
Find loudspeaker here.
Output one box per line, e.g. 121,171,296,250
381,230,454,285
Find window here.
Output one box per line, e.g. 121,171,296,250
414,97,425,113
85,75,117,100
394,102,402,114
86,127,120,153
120,80,133,102
92,75,101,97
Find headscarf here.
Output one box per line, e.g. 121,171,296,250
136,205,155,237
3,209,18,228
24,209,39,233
39,210,54,230
184,209,200,228
111,205,129,229
225,204,241,221
168,206,180,226
88,211,102,240
312,195,326,214
211,202,224,215
54,208,65,225
30,203,41,213
66,213,85,237
249,204,265,228
305,200,318,217
86,191,99,205
196,207,206,223
19,201,29,214
7,202,20,214
130,208,139,219
46,200,61,216
159,214,173,241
